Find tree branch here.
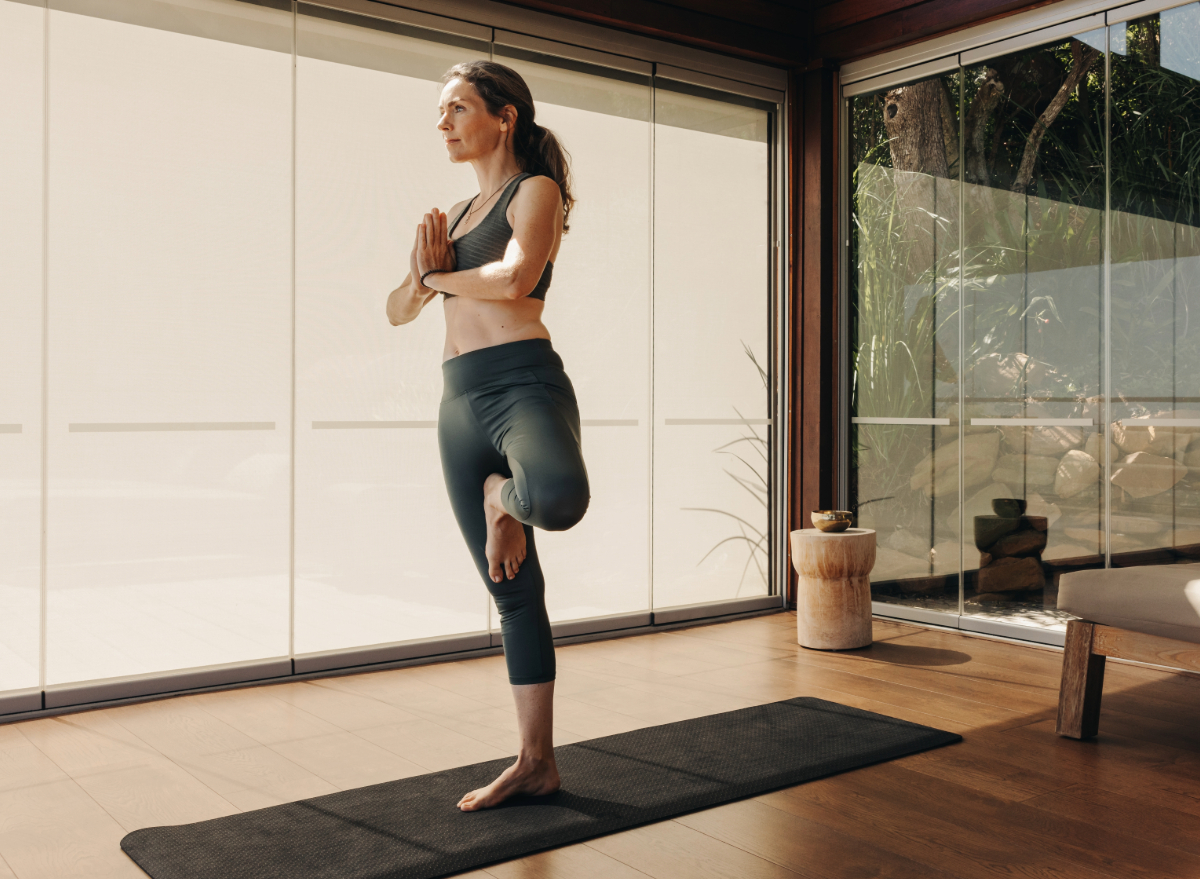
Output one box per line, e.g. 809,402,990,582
1011,42,1100,194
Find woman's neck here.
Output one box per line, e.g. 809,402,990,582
471,155,523,202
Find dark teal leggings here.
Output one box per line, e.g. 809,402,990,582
438,338,589,685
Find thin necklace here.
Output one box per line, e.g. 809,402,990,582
464,171,521,224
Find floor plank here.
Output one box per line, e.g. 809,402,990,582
586,820,806,879
0,611,1197,879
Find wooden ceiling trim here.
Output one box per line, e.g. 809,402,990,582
490,0,805,66
815,0,1057,63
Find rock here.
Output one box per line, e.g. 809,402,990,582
991,454,1059,487
887,528,931,559
1042,542,1097,562
1062,528,1148,554
977,556,1046,593
1001,425,1084,457
992,497,1027,518
1083,434,1119,465
1113,420,1155,454
931,541,963,576
1185,445,1200,473
1055,450,1100,498
1108,514,1164,535
1025,493,1062,528
989,528,1048,558
974,515,1020,551
1146,409,1200,456
1111,451,1187,498
1063,527,1105,552
945,483,1013,535
910,432,1000,497
1147,432,1192,457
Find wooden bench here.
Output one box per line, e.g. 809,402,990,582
1057,619,1200,738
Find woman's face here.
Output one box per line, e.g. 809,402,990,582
437,78,511,163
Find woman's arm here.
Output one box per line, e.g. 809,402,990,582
418,176,561,301
387,203,463,325
385,271,438,326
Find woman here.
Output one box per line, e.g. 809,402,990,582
385,60,589,812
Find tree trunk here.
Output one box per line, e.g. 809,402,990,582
882,80,953,285
884,80,951,178
964,68,1005,187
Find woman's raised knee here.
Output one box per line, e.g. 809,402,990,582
532,475,589,531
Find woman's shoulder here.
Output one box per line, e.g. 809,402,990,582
516,173,558,192
511,174,561,208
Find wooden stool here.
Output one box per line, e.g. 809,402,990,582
790,528,876,650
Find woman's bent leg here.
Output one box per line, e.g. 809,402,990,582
495,374,590,533
438,393,556,686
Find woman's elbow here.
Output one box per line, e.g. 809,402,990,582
504,267,539,300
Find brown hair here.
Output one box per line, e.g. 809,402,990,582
442,60,574,232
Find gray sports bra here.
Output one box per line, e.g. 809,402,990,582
443,172,554,301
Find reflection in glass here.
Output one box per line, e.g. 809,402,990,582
960,34,1105,631
1109,11,1200,567
848,72,961,612
848,12,1200,636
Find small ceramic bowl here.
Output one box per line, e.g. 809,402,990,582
811,510,853,532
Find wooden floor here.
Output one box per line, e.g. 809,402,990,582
1,612,1199,878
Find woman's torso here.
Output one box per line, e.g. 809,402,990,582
442,173,562,362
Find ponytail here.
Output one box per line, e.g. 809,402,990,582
442,60,575,232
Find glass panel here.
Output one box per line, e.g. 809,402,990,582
293,7,489,655
45,0,293,684
847,71,962,615
494,47,652,623
0,0,45,694
1110,9,1200,567
960,34,1106,634
652,82,772,609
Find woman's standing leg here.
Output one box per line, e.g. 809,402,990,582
438,390,562,810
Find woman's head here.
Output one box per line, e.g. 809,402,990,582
438,60,574,232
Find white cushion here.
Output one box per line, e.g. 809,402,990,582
1057,564,1200,644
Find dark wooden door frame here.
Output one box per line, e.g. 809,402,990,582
785,62,841,608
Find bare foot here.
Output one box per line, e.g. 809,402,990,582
484,473,526,583
457,755,560,811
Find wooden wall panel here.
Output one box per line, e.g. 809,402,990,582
786,65,840,608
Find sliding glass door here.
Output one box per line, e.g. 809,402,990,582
0,0,781,710
847,3,1200,641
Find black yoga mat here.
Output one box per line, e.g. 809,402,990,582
121,696,960,879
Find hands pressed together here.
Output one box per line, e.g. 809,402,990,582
412,208,457,290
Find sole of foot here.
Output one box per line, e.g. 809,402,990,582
483,473,526,583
